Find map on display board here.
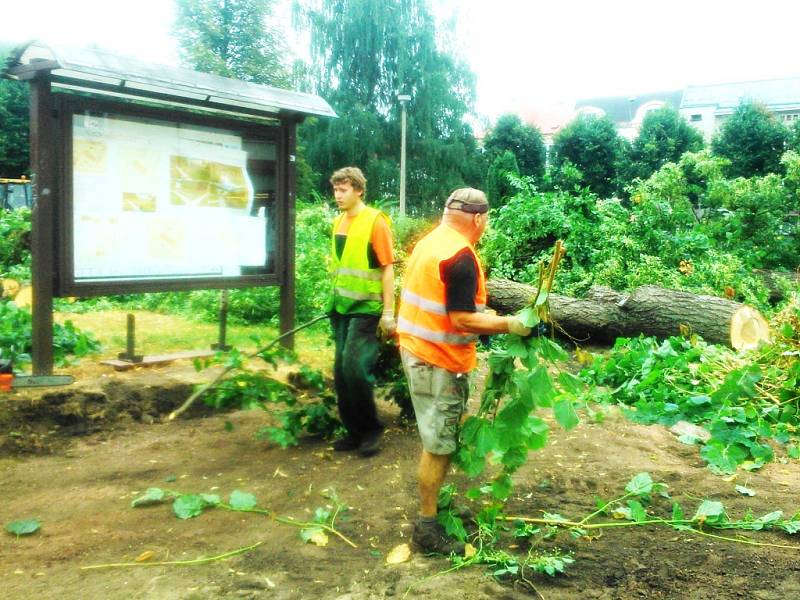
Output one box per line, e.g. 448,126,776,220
72,114,268,282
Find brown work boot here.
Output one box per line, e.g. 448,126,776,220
412,518,466,555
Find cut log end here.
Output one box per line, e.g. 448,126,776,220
730,306,770,351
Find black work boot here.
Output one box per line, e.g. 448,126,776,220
331,435,361,452
358,428,383,457
412,518,466,555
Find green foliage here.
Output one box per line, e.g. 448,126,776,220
0,207,31,279
550,114,624,198
483,114,546,181
197,346,343,447
173,0,290,87
483,155,796,305
0,299,101,369
5,519,40,537
294,0,484,212
131,487,267,520
581,318,800,473
622,106,704,184
484,151,520,207
0,46,29,177
712,101,789,178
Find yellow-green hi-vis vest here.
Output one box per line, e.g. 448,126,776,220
328,206,388,316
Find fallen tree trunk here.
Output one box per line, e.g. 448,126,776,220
753,270,800,304
486,279,769,349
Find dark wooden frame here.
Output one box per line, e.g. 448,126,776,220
27,78,300,374
56,93,284,297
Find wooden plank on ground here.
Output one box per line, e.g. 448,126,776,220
101,350,216,371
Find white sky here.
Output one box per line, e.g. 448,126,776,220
4,0,800,122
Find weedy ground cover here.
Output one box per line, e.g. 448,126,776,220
581,295,800,474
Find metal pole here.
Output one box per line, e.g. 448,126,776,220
399,95,410,217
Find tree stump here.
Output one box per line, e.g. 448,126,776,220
486,279,770,350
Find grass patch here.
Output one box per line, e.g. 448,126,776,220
55,310,333,372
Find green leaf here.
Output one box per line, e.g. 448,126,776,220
781,520,800,534
437,510,467,542
693,500,725,524
558,371,584,395
701,441,748,474
672,502,684,522
229,490,258,511
5,519,40,536
755,510,783,526
518,306,540,328
173,494,207,520
131,487,167,507
553,399,579,431
473,419,497,458
735,485,756,497
625,472,654,495
528,366,556,407
299,525,326,544
534,290,549,306
505,335,529,359
501,446,528,471
491,473,514,500
627,500,647,522
201,494,221,506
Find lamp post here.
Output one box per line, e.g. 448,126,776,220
398,93,411,216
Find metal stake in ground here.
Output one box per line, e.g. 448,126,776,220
167,314,328,421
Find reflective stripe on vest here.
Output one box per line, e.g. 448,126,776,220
329,206,387,315
397,224,487,373
396,316,478,344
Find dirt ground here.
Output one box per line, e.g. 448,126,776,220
3,356,800,600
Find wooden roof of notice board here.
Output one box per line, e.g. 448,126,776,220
2,40,336,121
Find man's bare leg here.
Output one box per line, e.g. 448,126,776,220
418,449,451,517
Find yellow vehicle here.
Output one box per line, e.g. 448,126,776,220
0,176,32,210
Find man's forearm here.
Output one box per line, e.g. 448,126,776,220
448,310,511,335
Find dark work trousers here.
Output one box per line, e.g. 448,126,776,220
330,312,383,441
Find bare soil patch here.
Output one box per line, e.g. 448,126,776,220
2,356,800,599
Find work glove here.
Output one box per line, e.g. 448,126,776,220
379,310,397,337
506,315,532,337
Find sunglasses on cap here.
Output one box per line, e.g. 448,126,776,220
445,197,489,214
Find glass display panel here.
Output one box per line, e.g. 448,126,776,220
71,111,276,283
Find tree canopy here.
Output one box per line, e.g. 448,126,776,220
622,106,704,183
550,114,623,198
0,45,29,177
485,150,520,206
711,101,788,178
483,114,546,181
293,0,484,213
173,0,290,87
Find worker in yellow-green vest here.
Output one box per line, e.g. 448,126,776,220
327,167,396,457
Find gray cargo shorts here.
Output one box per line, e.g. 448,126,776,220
400,348,469,455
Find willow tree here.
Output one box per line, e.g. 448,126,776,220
173,0,290,87
293,0,484,212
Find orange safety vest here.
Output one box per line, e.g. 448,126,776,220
397,224,487,373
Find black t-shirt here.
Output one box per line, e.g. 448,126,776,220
440,247,479,312
335,235,381,269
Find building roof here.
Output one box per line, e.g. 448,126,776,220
519,102,574,138
575,90,683,123
681,77,800,111
2,40,336,121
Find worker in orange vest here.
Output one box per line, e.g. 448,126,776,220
397,188,531,554
327,167,396,457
